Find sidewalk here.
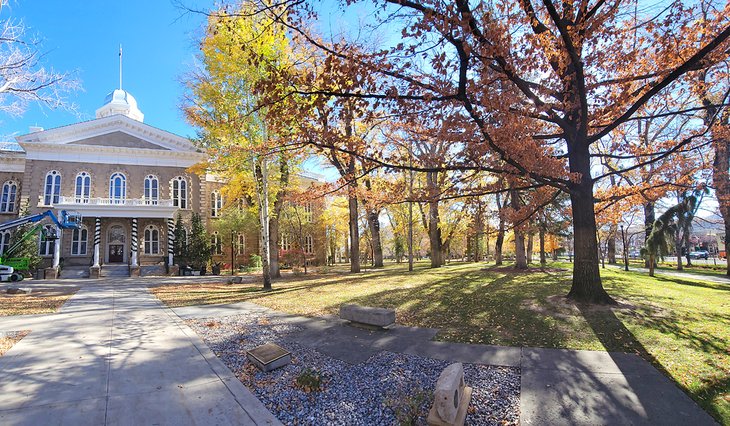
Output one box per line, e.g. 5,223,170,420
609,264,730,285
0,281,281,426
175,302,718,426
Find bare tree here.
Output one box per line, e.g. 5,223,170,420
0,1,79,117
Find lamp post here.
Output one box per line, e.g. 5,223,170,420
621,224,629,271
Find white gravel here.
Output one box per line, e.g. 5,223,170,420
187,312,520,425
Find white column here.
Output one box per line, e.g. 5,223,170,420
167,218,175,266
93,217,101,267
52,225,61,268
131,218,139,267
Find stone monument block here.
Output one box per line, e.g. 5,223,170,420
427,362,473,426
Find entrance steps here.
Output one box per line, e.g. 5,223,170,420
101,264,130,277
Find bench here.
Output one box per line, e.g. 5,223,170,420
339,304,395,329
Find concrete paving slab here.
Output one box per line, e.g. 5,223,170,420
402,341,521,367
520,347,718,425
0,398,106,426
0,280,282,426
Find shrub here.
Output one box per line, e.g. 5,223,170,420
385,385,430,426
294,368,324,393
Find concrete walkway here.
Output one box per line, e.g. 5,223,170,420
0,281,281,426
174,302,718,426
609,264,730,285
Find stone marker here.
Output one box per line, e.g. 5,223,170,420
427,363,473,426
339,304,396,328
6,287,31,295
231,276,243,284
246,343,292,372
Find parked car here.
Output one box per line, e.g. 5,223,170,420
689,251,709,260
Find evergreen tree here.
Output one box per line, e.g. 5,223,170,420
172,212,188,267
187,212,210,269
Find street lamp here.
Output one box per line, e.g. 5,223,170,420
620,224,629,271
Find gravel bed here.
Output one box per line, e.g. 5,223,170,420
188,313,520,425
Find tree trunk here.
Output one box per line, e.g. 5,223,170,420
539,226,546,266
254,158,271,290
495,192,505,266
348,194,360,273
269,216,281,277
510,188,527,269
676,234,684,271
644,202,655,268
366,209,383,267
566,144,614,304
526,233,534,264
683,230,693,267
495,225,504,266
269,157,289,278
362,179,384,268
514,231,527,269
607,226,617,264
474,204,484,262
649,253,656,277
427,172,442,268
344,233,350,263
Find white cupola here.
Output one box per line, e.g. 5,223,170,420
95,89,144,122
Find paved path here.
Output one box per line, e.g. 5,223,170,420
609,264,730,285
0,281,281,426
175,302,718,426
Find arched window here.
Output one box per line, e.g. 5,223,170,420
210,191,223,217
144,175,159,205
109,173,126,204
71,226,88,255
144,225,160,255
303,203,313,223
171,177,187,209
1,180,18,212
210,232,222,255
0,230,10,255
38,225,55,256
280,234,292,251
75,172,91,203
304,235,314,254
236,233,246,255
44,171,61,205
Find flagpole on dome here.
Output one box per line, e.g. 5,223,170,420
119,44,123,90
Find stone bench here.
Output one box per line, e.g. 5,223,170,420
339,304,395,329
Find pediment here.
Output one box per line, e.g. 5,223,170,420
16,114,200,153
70,131,169,150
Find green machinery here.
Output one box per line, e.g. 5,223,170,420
0,210,82,281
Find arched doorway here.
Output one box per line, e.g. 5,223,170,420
107,224,127,263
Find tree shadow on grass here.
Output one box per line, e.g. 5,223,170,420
322,268,576,349
575,300,727,422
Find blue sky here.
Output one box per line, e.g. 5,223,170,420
0,1,384,181
1,0,373,140
2,1,208,138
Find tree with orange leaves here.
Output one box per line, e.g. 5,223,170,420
239,0,730,304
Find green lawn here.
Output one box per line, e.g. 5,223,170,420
151,261,730,423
